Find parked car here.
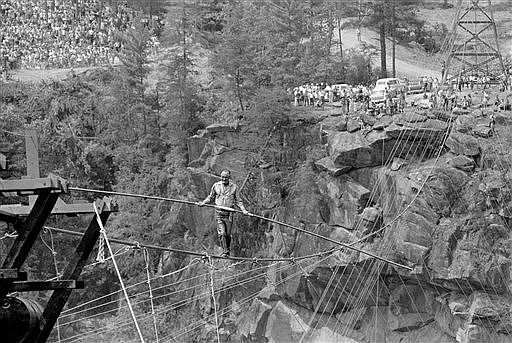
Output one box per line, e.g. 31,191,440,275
407,76,427,94
370,78,401,103
369,88,389,104
332,83,350,92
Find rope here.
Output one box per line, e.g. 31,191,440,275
93,205,145,343
58,258,205,322
49,229,62,343
143,248,159,343
45,225,342,263
329,111,453,336
166,256,330,342
207,255,221,343
68,187,412,270
0,232,18,240
41,229,62,343
63,256,313,343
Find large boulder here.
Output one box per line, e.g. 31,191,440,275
264,301,310,343
314,157,352,177
388,284,435,331
328,132,373,168
371,165,468,264
309,327,359,343
394,112,428,124
317,174,371,228
319,116,348,132
373,115,394,130
347,118,362,133
238,299,273,341
472,125,493,138
434,291,512,343
365,130,392,149
449,155,475,172
445,132,481,157
384,119,447,141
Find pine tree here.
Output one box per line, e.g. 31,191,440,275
157,0,204,161
115,14,152,139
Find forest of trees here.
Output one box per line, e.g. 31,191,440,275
0,0,449,341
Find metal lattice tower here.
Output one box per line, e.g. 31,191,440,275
442,0,507,84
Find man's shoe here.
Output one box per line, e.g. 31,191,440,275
221,252,229,257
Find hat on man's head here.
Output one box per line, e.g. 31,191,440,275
220,170,231,177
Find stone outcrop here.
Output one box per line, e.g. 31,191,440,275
449,155,475,172
317,174,370,228
178,105,512,343
319,115,347,132
327,116,448,170
445,131,481,157
314,157,352,177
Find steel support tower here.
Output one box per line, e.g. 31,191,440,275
442,0,507,85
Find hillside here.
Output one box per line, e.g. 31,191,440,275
1,1,512,343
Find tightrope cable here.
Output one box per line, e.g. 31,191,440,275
69,187,412,270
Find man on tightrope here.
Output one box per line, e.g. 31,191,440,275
198,170,249,257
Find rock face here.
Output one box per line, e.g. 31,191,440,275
178,106,512,343
445,132,481,157
327,116,448,170
449,155,475,172
317,174,371,228
314,157,352,176
328,131,374,168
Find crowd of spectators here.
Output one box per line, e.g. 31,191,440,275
293,83,372,110
0,0,162,77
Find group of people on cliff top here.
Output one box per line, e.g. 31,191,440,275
0,0,162,76
417,72,511,112
292,83,372,109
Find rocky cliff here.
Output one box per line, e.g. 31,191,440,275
170,105,512,343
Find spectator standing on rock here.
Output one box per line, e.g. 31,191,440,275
494,94,502,108
432,77,439,93
198,170,249,257
482,90,490,108
489,112,495,134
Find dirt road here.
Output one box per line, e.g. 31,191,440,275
341,27,442,79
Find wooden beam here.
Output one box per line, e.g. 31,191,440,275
0,269,27,280
36,198,114,343
0,190,60,300
0,153,6,170
25,128,40,206
0,201,110,216
10,280,84,292
2,191,60,270
0,177,67,194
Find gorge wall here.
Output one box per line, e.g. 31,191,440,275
170,105,512,343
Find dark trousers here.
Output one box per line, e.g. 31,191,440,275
216,212,233,254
